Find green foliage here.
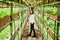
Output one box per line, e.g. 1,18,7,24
38,6,58,16
0,25,10,40
0,20,19,40
0,8,18,19
38,13,60,38
35,16,53,40
0,12,27,40
0,7,26,19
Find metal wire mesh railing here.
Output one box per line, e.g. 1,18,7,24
35,2,60,40
0,1,28,40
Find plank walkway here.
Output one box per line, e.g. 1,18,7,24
21,22,47,40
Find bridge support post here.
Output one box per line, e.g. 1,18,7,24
57,3,60,40
57,15,60,40
10,1,13,40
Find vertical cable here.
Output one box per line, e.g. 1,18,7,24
47,14,49,40
18,0,20,40
47,0,49,40
53,0,56,40
13,20,15,40
42,5,44,40
20,0,22,40
42,0,44,40
57,16,60,40
56,3,60,40
13,5,16,38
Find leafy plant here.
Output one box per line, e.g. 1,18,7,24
0,7,26,19
38,6,58,16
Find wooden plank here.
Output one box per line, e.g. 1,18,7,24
39,10,57,20
0,13,19,29
21,21,47,40
0,16,10,27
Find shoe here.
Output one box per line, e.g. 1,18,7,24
32,35,36,37
27,34,31,36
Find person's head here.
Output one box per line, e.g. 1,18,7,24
30,7,34,15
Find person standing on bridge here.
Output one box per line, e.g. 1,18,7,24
27,6,36,37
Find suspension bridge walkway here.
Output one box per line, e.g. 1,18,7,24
21,20,46,40
0,1,60,40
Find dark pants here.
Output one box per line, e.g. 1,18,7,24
29,23,36,36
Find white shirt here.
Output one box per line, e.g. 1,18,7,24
29,14,35,23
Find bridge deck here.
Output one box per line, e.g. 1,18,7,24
21,22,47,40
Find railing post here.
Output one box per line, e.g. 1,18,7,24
42,6,44,40
47,14,49,40
18,0,20,40
57,15,60,40
20,3,23,40
53,0,56,40
10,1,13,40
56,3,60,40
54,20,57,40
47,0,49,40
